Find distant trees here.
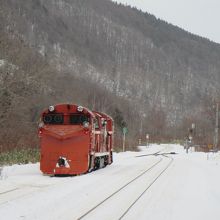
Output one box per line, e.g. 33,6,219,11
0,27,64,151
1,0,220,152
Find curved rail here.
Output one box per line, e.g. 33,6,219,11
119,156,174,219
77,158,163,220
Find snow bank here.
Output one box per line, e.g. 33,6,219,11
1,144,220,220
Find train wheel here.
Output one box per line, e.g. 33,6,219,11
104,156,108,166
94,157,100,170
110,151,113,164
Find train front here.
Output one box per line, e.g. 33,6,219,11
38,104,94,175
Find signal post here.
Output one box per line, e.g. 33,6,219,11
122,127,128,152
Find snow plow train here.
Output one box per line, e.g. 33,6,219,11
38,104,114,175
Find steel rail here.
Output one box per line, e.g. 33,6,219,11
0,188,19,195
119,156,174,219
77,158,163,220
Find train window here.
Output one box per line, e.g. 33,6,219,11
70,114,89,125
102,119,107,126
95,119,99,129
43,114,64,124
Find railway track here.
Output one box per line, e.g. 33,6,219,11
0,177,68,206
119,156,173,219
0,188,19,195
77,155,174,220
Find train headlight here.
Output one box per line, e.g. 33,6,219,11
48,105,55,112
38,122,44,128
83,121,89,128
77,106,84,112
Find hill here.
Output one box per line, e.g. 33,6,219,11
1,0,220,150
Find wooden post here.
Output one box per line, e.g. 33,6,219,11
122,127,128,152
123,132,126,152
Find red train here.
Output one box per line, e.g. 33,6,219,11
38,104,114,175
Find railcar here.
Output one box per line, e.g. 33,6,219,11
38,104,114,175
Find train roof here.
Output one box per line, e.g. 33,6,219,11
41,104,113,122
92,111,113,121
41,104,95,117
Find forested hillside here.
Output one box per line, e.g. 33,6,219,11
1,0,220,151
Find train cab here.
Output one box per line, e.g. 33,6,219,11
39,104,113,175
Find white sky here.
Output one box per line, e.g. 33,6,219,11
113,0,220,44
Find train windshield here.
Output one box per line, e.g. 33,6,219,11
70,114,89,125
43,113,64,124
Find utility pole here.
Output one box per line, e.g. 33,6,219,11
214,103,219,150
122,132,126,152
186,123,195,154
122,127,128,152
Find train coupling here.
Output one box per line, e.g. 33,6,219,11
56,157,70,168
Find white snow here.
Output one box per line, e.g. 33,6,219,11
0,59,5,67
0,144,220,220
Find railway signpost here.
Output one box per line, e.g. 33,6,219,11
122,127,128,152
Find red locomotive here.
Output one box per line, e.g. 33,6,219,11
38,104,114,175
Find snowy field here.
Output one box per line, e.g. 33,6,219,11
0,144,220,220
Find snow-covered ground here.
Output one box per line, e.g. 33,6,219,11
0,144,220,220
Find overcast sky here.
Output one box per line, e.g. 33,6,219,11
113,0,220,44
